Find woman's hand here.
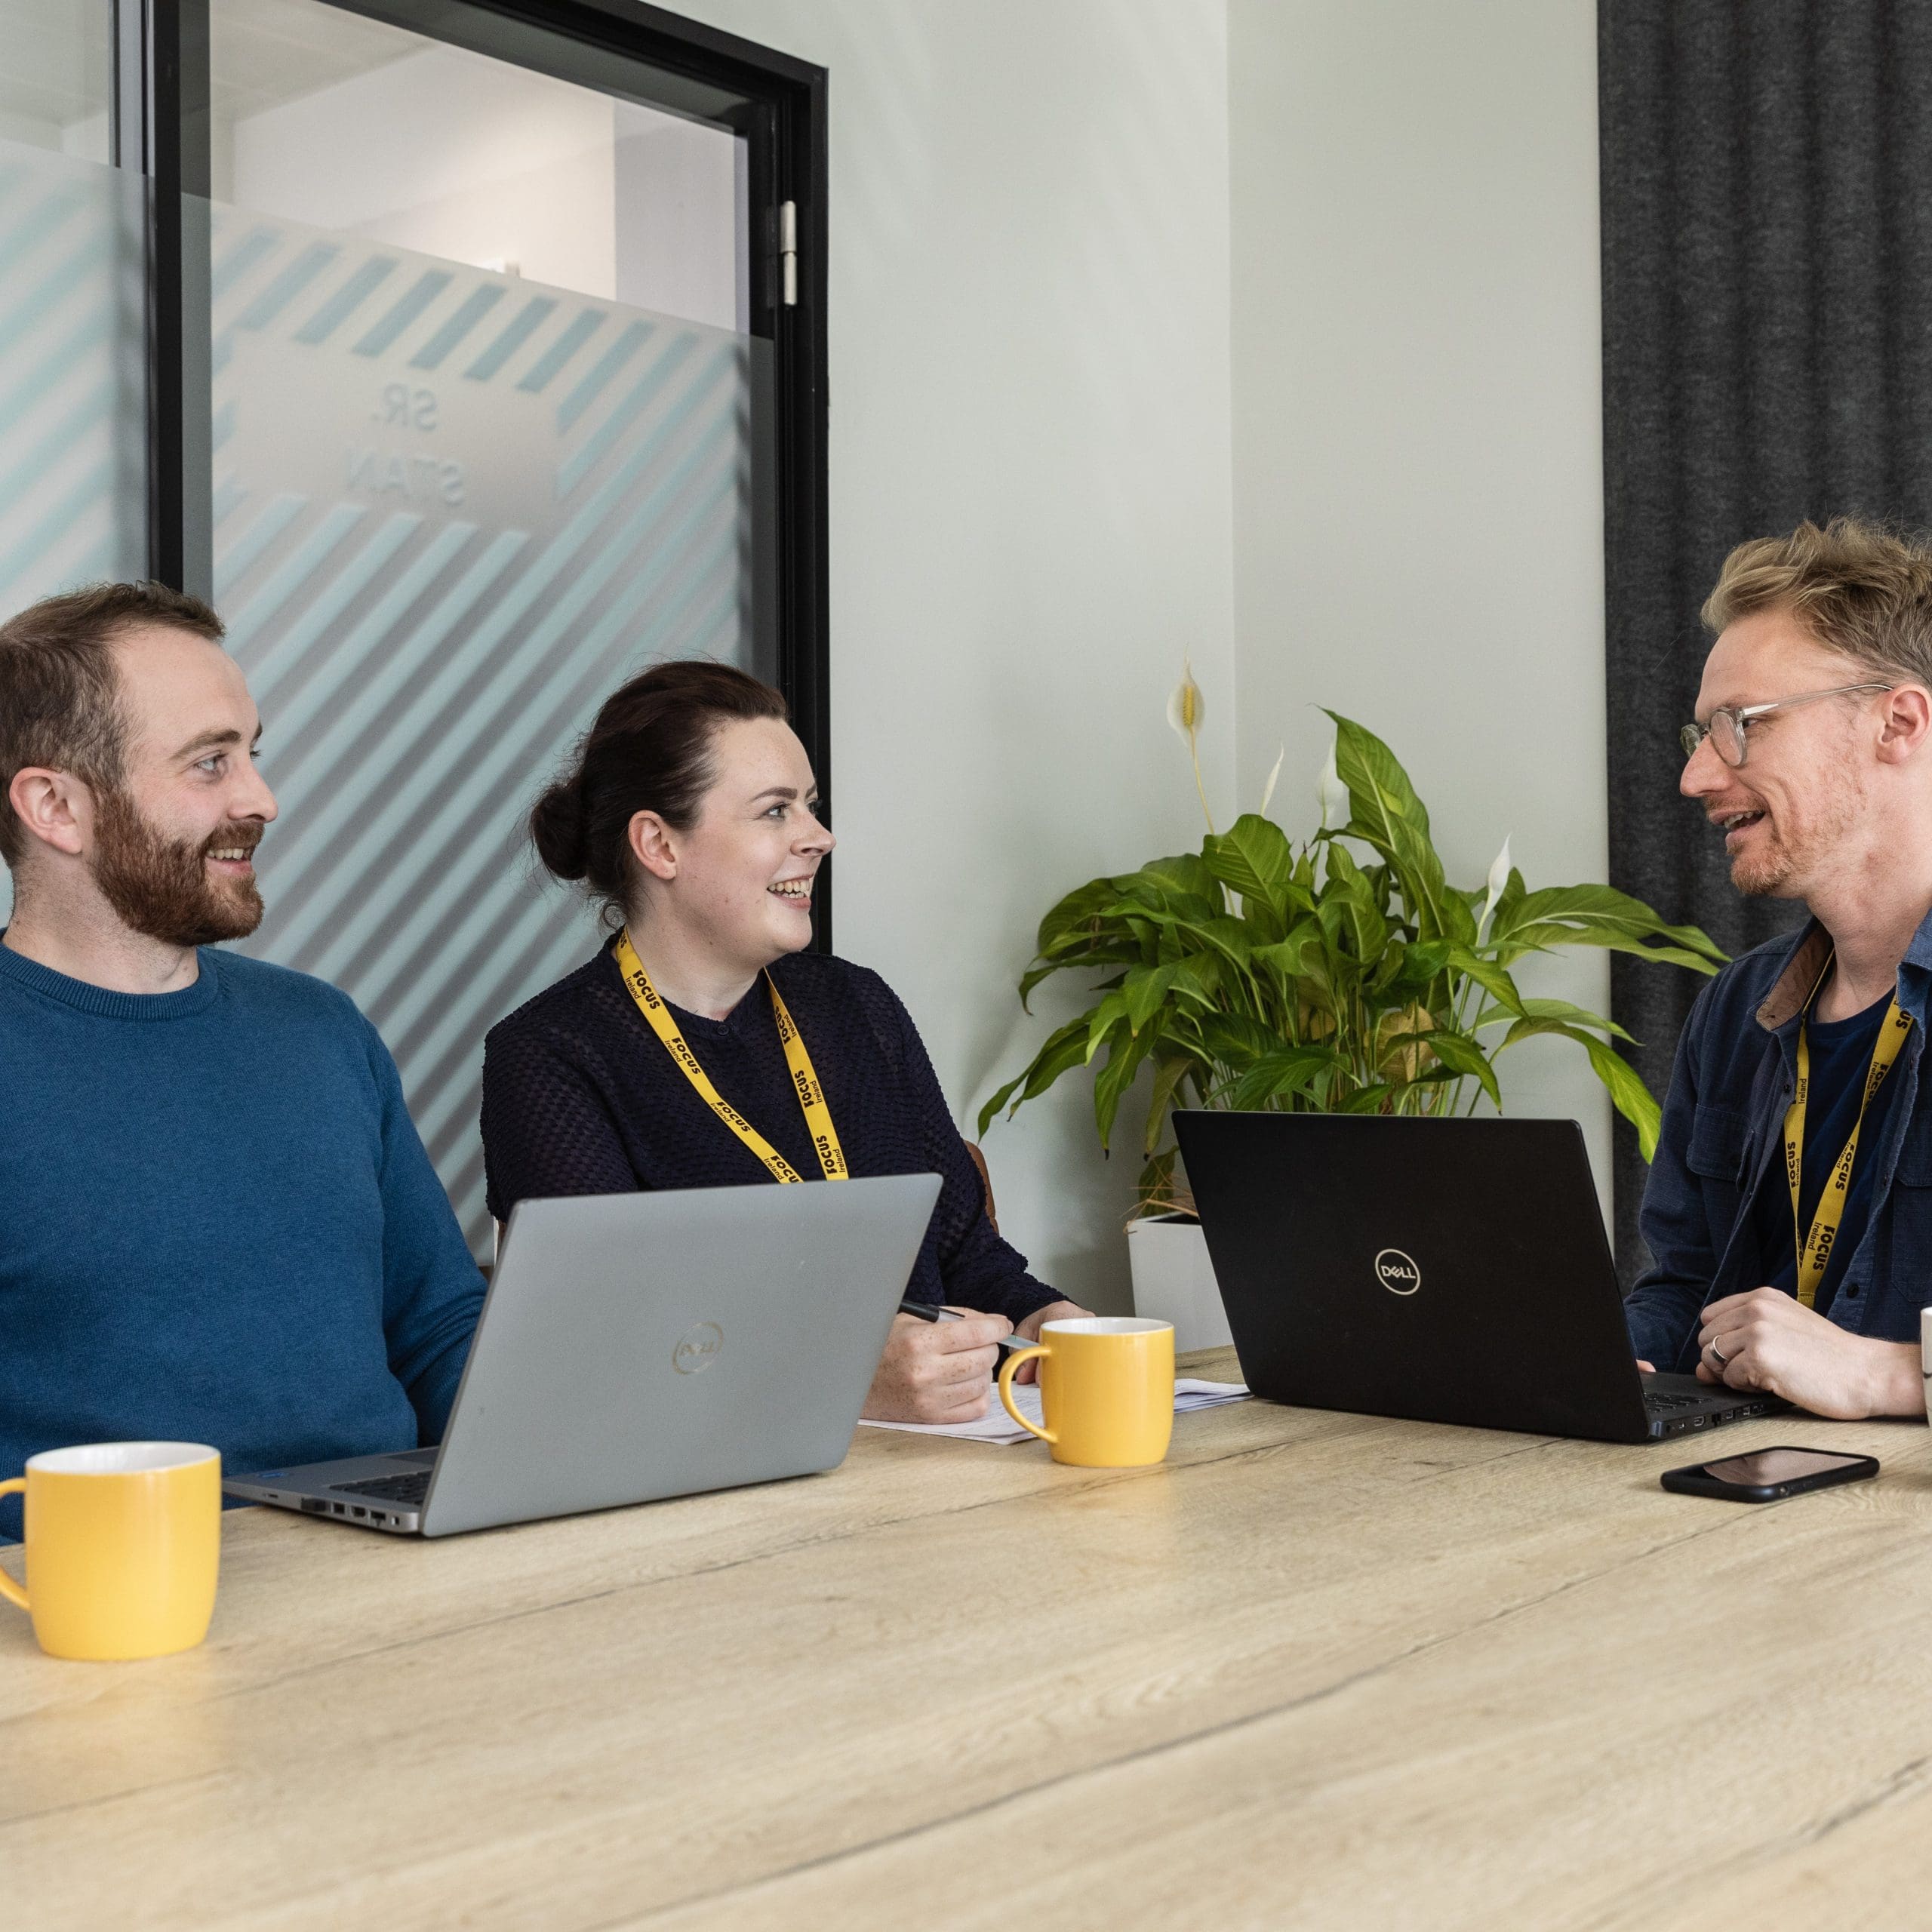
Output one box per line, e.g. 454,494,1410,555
862,1309,1011,1423
1008,1299,1093,1383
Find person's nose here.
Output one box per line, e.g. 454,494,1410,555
799,808,834,857
238,761,279,826
1679,734,1727,800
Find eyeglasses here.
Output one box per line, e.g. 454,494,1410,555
1678,682,1894,768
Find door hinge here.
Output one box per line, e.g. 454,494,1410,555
779,201,798,306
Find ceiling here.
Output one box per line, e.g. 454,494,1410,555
0,0,426,144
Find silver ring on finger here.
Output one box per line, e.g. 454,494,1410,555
1707,1337,1731,1370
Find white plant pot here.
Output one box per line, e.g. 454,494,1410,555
1126,1214,1231,1354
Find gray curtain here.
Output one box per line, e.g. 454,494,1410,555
1598,0,1932,1281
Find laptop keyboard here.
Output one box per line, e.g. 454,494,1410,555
1644,1392,1704,1414
332,1470,432,1504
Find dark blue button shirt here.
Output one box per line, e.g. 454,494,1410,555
1755,989,1900,1317
1626,914,1932,1370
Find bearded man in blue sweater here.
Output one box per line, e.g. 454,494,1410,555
0,581,484,1540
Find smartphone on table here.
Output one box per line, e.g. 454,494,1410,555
1660,1446,1879,1504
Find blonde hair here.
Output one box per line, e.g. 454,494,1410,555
1702,516,1932,687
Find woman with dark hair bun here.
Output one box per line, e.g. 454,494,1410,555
482,660,1088,1424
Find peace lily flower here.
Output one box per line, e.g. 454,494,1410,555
1317,739,1350,831
1479,835,1513,934
1259,743,1285,818
1166,658,1204,742
1168,657,1215,832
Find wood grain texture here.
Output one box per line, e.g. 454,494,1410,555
5,1351,1927,1929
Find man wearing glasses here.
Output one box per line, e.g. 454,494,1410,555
1626,516,1932,1418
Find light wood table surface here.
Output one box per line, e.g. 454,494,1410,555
5,1349,1931,1930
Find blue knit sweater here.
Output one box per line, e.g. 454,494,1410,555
482,941,1060,1325
0,937,484,1540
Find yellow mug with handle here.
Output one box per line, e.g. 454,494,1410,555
0,1442,220,1660
997,1316,1176,1466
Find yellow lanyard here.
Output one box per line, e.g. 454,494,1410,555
1784,963,1911,1308
614,928,848,1183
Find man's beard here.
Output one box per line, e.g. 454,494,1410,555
1729,771,1863,900
90,786,265,946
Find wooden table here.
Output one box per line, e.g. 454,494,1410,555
5,1350,1931,1930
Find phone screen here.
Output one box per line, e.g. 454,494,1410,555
1700,1448,1867,1487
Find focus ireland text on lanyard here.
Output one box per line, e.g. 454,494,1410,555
614,928,848,1183
1784,955,1912,1308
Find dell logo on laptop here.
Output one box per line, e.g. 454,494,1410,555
672,1321,724,1374
1374,1248,1422,1295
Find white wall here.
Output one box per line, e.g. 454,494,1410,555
652,0,1238,1312
1226,0,1616,1215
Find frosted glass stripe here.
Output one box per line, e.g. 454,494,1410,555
464,296,555,381
410,285,503,371
294,257,396,345
352,270,452,357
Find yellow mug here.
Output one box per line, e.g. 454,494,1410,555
998,1316,1175,1466
0,1442,220,1661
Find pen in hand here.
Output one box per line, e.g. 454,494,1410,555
897,1297,1032,1351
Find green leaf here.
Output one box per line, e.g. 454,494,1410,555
1443,944,1525,1018
1495,1018,1663,1160
1487,882,1727,974
1420,1029,1501,1110
1084,989,1130,1061
1229,1045,1345,1109
1203,813,1298,917
975,1015,1091,1136
1324,710,1452,940
1143,1054,1199,1155
1251,916,1327,981
1121,960,1182,1035
1094,1023,1155,1150
1323,842,1391,964
1142,851,1219,901
1374,938,1454,1000
1580,1035,1662,1161
1033,877,1117,957
1473,995,1633,1041
1195,1010,1288,1070
1104,867,1222,926
1171,953,1226,1005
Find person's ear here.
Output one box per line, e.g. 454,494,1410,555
7,768,92,860
627,809,680,883
1877,685,1932,764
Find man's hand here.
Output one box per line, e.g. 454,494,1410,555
863,1309,1012,1423
1694,1287,1923,1420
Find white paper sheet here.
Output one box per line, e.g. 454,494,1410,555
857,1377,1250,1446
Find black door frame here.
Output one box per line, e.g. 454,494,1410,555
112,0,832,944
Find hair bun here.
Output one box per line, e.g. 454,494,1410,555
528,777,592,881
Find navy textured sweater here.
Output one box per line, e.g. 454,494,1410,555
0,938,485,1540
481,941,1058,1325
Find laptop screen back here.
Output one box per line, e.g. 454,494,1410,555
1174,1112,1649,1441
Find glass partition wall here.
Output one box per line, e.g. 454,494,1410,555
0,0,827,1255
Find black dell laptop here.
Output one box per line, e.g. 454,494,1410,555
1173,1110,1783,1444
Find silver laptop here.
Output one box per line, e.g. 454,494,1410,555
224,1174,943,1537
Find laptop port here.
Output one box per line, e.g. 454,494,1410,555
350,1506,366,1518
301,1498,327,1514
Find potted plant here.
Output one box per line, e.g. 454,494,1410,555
977,680,1726,1343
